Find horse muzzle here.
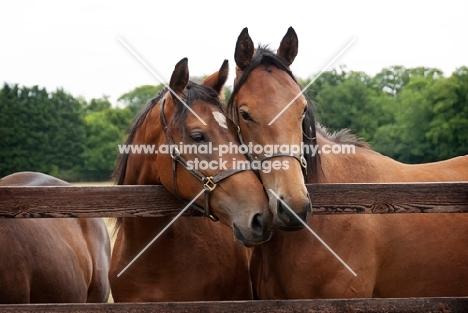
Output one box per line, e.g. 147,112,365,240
273,196,311,231
232,213,272,247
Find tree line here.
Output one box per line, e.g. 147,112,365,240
304,65,468,164
1,66,467,181
0,84,163,181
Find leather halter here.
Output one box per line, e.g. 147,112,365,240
159,92,249,222
232,105,307,177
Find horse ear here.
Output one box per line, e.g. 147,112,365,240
277,27,298,66
234,27,254,71
169,57,189,97
203,60,229,95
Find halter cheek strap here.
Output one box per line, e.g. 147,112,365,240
160,93,248,222
233,104,308,177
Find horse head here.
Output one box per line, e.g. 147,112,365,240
119,58,273,246
228,28,314,230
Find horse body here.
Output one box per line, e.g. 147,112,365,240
111,217,253,301
0,171,110,303
231,28,468,299
252,139,468,298
109,59,272,302
316,132,468,183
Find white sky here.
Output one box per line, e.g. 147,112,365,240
1,0,467,105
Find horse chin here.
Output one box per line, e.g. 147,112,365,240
232,224,270,247
273,220,306,232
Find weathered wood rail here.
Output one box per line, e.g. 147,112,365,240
0,182,467,218
1,182,467,312
0,298,467,313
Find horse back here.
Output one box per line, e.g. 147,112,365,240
0,172,110,303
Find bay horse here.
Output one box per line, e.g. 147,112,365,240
0,171,110,303
229,28,312,230
230,27,468,298
109,58,273,302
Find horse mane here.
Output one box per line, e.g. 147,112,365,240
112,88,166,186
316,125,371,149
227,45,321,183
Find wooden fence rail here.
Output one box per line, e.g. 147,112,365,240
0,298,467,313
1,182,468,312
0,182,467,218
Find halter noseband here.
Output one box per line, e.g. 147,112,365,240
233,105,308,177
160,92,248,222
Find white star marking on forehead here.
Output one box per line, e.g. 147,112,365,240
212,111,228,129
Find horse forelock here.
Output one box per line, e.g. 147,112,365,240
228,46,296,116
168,82,224,130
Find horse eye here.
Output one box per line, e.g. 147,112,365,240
190,132,206,143
302,105,308,115
240,110,253,122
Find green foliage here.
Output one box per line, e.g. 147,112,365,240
305,68,392,143
85,96,112,113
0,87,132,181
0,84,86,178
374,76,436,163
306,66,468,163
426,67,468,159
80,106,132,179
118,84,164,115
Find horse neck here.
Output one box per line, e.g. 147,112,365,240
314,132,468,183
123,108,162,186
120,107,171,233
314,132,397,183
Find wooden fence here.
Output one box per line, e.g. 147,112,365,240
0,182,468,312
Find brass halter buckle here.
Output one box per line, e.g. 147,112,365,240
203,177,217,192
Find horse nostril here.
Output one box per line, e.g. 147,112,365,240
277,197,308,223
306,193,312,214
251,213,264,236
296,208,307,223
277,196,287,217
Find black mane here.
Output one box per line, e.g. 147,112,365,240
227,46,320,183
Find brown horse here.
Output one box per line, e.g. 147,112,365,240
230,27,468,298
228,28,311,230
109,58,273,302
0,171,110,303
